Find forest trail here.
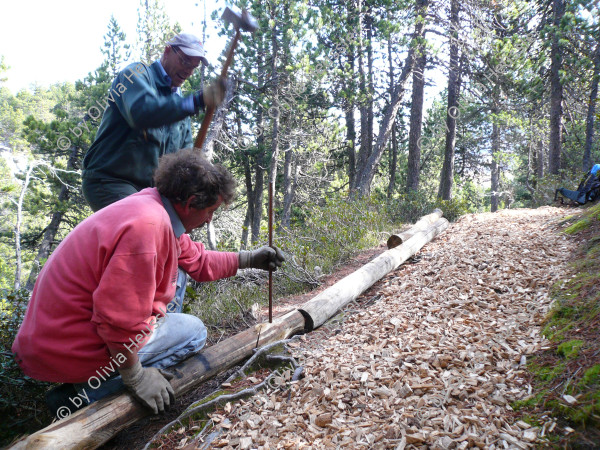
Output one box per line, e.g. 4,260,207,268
200,207,576,449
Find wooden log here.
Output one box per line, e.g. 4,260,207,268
300,217,449,330
386,208,443,249
11,310,306,449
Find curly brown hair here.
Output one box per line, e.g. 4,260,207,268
154,149,236,209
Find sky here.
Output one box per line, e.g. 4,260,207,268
0,0,225,94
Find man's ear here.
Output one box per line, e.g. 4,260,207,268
183,195,195,213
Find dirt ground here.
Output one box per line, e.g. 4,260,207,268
176,206,576,449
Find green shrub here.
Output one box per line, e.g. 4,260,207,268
386,191,470,224
281,195,395,275
0,289,53,445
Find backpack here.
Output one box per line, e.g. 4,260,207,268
555,164,600,205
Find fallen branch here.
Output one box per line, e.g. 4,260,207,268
143,372,278,450
225,336,301,384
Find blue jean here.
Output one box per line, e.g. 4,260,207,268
74,309,206,403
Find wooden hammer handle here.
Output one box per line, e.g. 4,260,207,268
194,29,241,150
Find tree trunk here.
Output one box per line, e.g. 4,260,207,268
366,11,374,170
240,119,253,249
344,14,357,189
583,41,600,172
25,144,80,291
387,208,443,248
387,38,398,198
438,0,460,200
250,38,266,244
388,126,399,198
13,165,35,291
354,0,370,191
548,0,565,175
406,49,427,192
345,103,357,188
281,144,298,229
536,139,544,181
491,119,500,212
354,0,427,196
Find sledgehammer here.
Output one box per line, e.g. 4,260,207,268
194,8,258,150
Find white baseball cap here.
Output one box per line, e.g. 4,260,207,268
167,33,209,66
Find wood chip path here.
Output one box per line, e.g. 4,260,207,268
206,207,574,449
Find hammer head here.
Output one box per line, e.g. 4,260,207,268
222,7,258,33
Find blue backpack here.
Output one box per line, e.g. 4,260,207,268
555,164,600,205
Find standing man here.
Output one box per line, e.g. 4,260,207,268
82,32,225,212
13,150,285,415
83,32,227,308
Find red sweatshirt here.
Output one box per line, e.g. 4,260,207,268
12,188,238,383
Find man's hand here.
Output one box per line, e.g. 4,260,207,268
192,78,227,113
203,78,227,109
239,246,285,271
119,360,175,414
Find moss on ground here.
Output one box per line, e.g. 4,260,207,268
519,202,600,447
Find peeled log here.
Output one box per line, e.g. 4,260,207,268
387,208,443,249
11,310,305,450
300,217,449,330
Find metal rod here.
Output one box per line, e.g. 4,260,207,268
268,181,273,323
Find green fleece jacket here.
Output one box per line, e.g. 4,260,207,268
83,61,194,189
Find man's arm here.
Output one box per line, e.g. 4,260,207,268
112,64,192,130
177,234,239,281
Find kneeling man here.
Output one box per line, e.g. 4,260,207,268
12,149,284,415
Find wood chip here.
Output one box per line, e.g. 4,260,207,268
199,208,574,449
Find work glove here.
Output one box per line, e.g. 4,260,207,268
193,78,227,113
239,245,285,271
119,360,175,414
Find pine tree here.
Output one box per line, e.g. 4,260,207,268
102,16,131,78
136,0,180,65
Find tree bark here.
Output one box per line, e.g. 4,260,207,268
536,139,544,181
388,126,399,198
354,0,370,190
387,38,398,198
13,164,35,291
583,40,600,172
548,0,565,175
344,14,357,188
281,144,298,229
406,49,427,192
354,0,427,196
240,116,253,248
250,37,266,244
366,11,375,170
438,0,460,200
491,118,500,212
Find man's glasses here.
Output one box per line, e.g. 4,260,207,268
171,46,200,70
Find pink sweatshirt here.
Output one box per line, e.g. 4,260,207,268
12,188,238,383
